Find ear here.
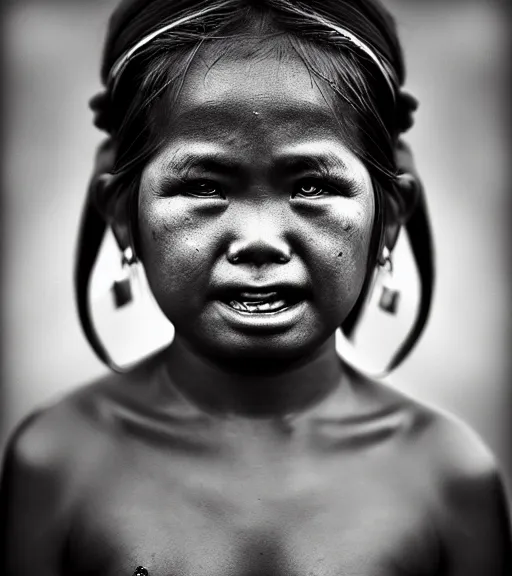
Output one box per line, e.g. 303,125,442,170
87,137,134,255
94,172,133,254
384,173,419,252
384,138,423,252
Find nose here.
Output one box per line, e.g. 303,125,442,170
226,214,292,267
227,238,291,266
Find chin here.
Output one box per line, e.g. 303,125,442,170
168,299,346,371
191,329,334,374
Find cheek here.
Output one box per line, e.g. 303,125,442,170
307,196,375,304
137,197,217,305
341,203,375,269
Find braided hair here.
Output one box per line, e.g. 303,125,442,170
76,0,434,373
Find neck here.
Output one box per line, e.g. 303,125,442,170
161,335,344,418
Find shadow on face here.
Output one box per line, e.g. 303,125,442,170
131,44,376,364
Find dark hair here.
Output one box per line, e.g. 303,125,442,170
76,0,434,373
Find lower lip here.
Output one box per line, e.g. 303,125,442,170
214,300,308,332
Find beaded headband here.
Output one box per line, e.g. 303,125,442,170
107,1,397,96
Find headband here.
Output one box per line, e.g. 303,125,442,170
76,2,432,374
107,2,397,96
108,1,234,89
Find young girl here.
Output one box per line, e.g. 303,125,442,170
1,0,511,574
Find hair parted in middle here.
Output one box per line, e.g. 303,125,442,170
77,0,434,374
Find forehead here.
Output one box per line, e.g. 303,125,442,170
151,38,358,150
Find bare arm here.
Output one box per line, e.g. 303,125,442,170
441,465,512,575
0,412,69,575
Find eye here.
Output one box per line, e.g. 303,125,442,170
292,178,337,199
182,180,224,199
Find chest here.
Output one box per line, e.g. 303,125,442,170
68,449,440,576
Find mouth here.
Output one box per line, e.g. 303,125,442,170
220,288,304,315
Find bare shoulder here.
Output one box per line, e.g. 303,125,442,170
405,394,499,479
380,379,508,501
2,351,162,474
421,405,512,572
0,354,160,575
360,375,502,474
373,378,512,573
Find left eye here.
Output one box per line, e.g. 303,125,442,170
292,179,335,199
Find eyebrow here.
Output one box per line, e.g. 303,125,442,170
159,141,354,179
273,154,350,179
275,141,353,175
161,145,244,178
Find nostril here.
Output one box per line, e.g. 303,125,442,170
226,240,291,266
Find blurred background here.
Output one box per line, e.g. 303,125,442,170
1,0,511,499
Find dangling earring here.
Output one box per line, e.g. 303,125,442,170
111,246,137,309
378,246,400,314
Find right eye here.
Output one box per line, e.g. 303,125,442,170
182,180,224,199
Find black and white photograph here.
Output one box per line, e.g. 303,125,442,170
1,0,511,574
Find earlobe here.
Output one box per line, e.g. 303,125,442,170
384,220,400,253
110,215,133,255
93,173,116,216
383,173,419,253
383,192,403,253
93,173,133,254
395,172,420,223
109,189,134,255
394,138,422,225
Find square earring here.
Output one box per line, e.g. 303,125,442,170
378,247,400,315
111,247,137,309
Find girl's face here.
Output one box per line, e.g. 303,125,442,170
136,48,375,364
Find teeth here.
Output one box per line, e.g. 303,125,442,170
256,299,287,312
228,299,288,313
